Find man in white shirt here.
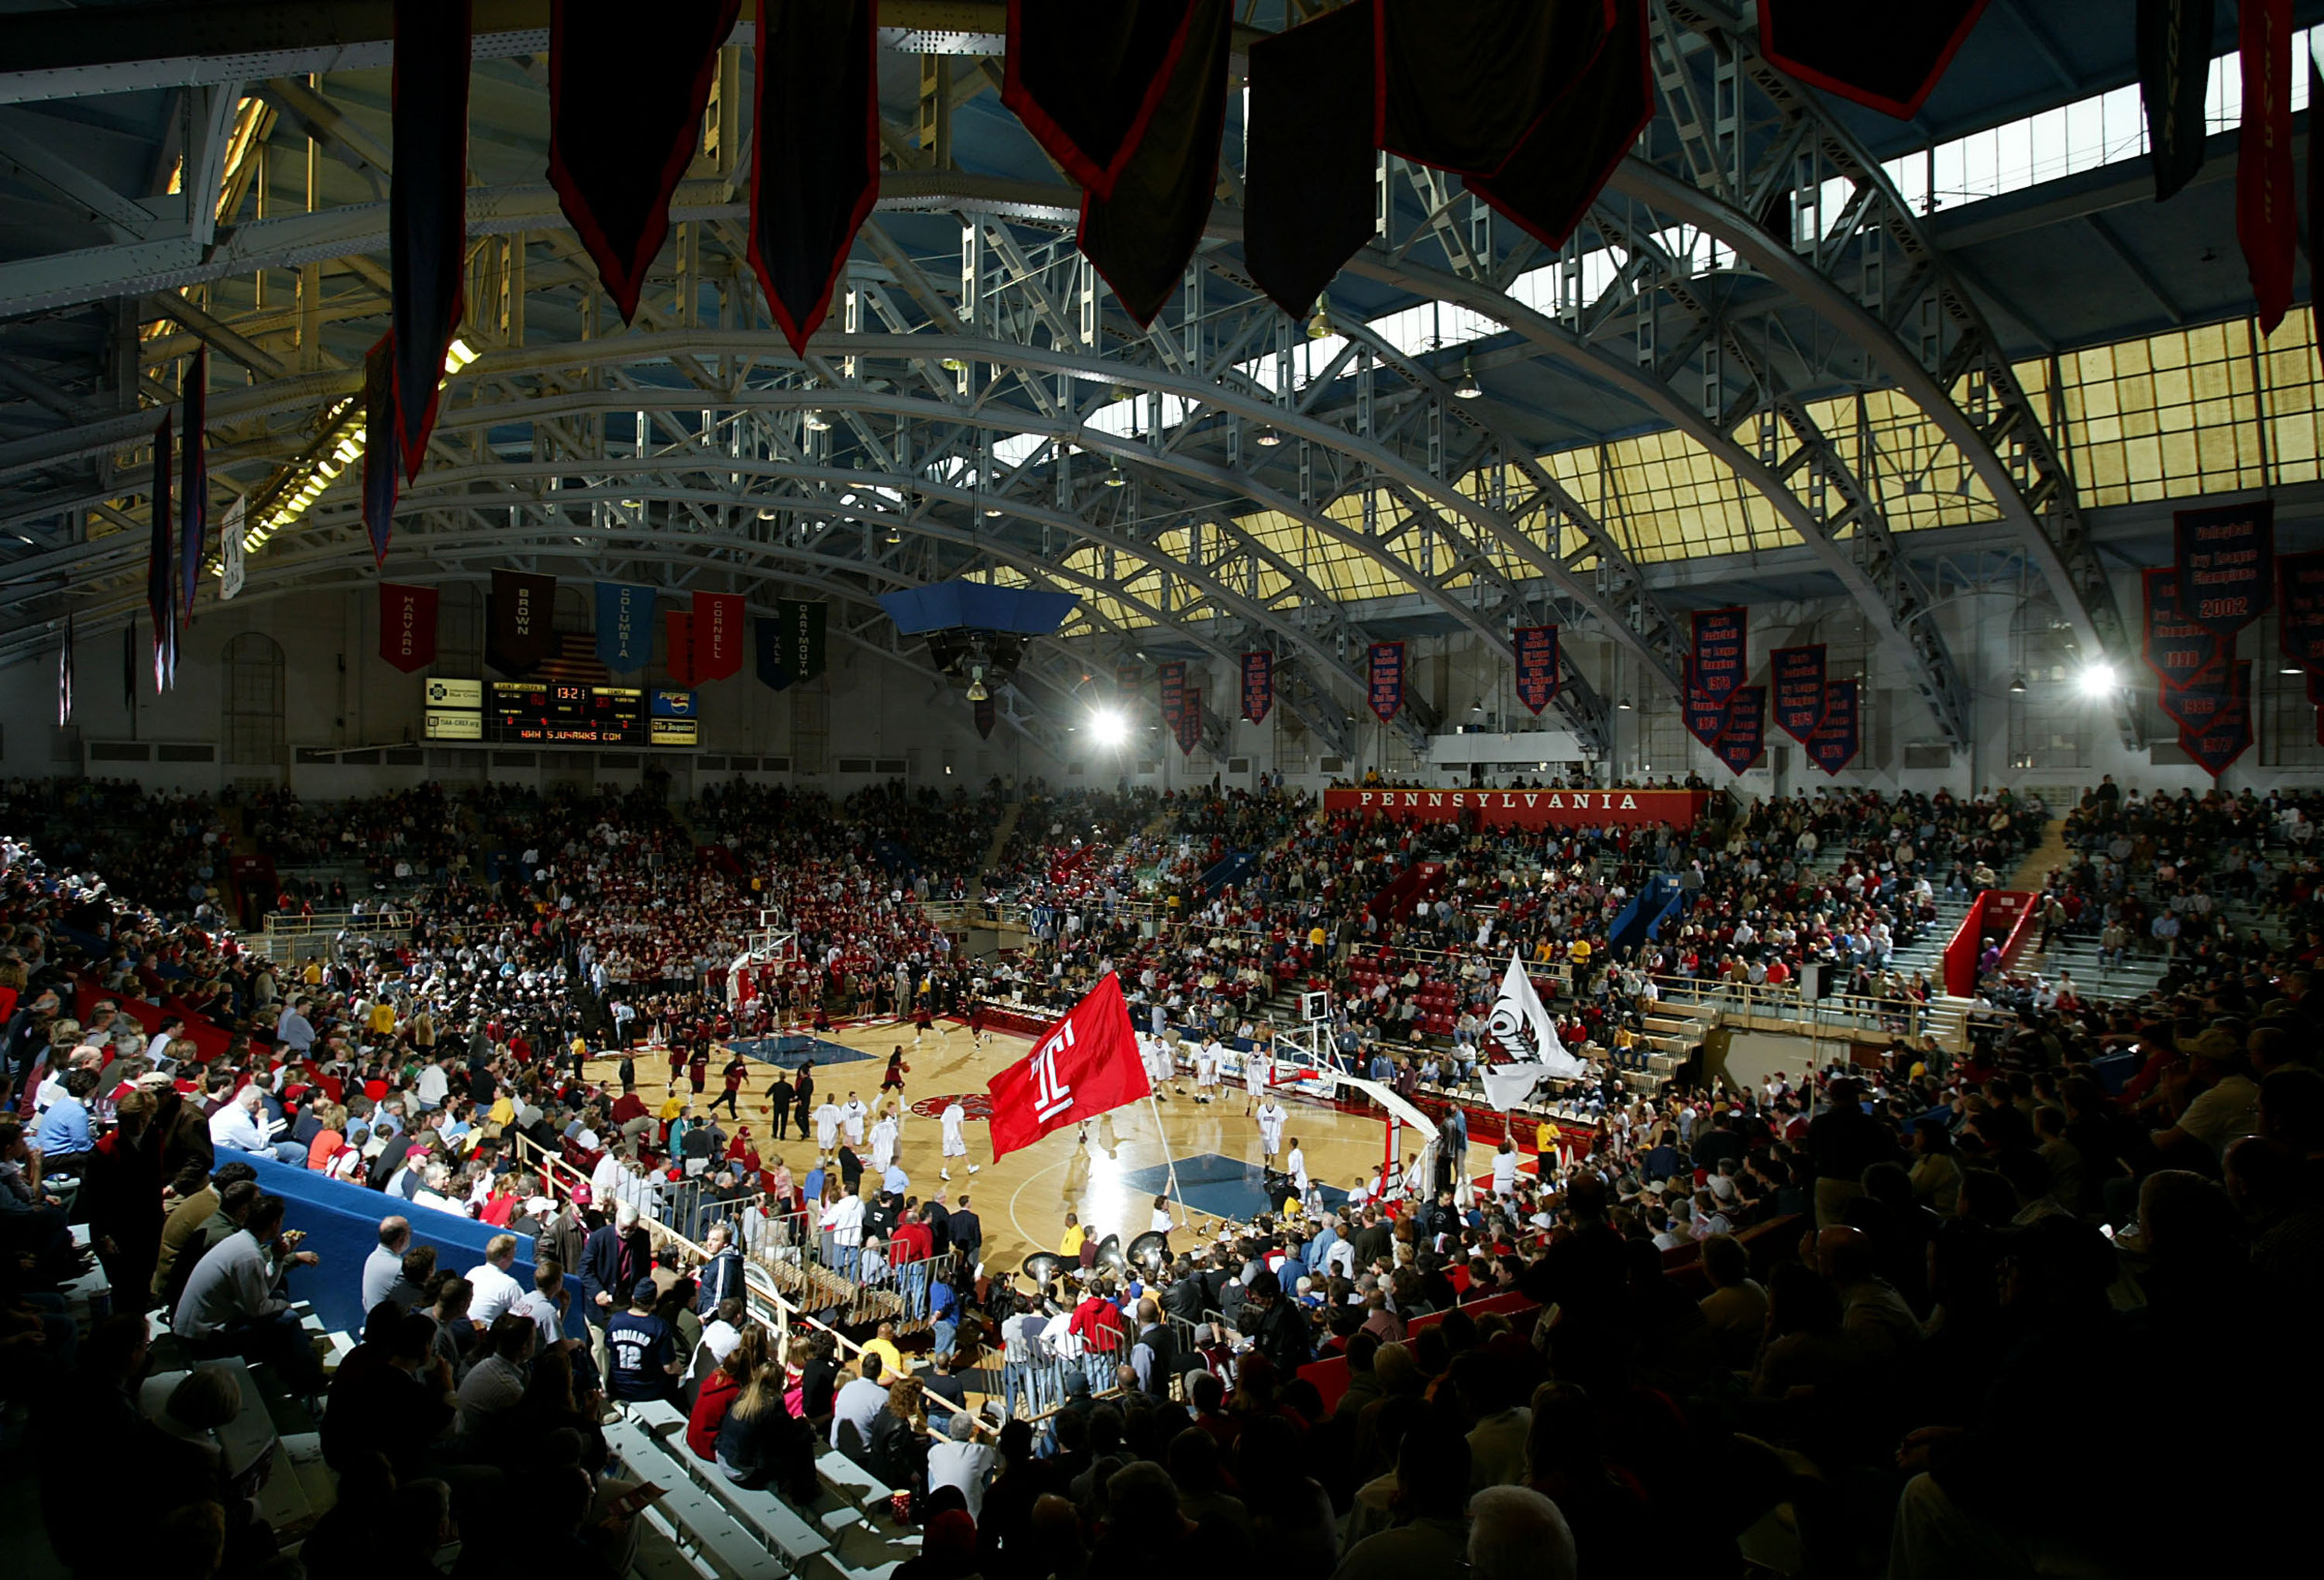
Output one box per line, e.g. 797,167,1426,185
940,1098,975,1181
173,1193,325,1392
466,1234,527,1325
813,1099,844,1150
591,1146,625,1205
841,1093,868,1147
209,1084,306,1165
456,1315,535,1437
415,1055,452,1112
823,1186,866,1277
363,1216,414,1311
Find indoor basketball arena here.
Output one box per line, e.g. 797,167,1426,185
0,5,2311,1579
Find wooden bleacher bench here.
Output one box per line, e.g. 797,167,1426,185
604,1416,786,1578
614,1400,838,1572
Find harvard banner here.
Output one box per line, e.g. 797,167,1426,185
596,581,653,672
1158,660,1186,725
1326,786,1711,828
546,0,739,323
178,345,206,625
2238,0,2296,332
487,569,557,676
983,972,1150,1162
2142,566,2225,690
2174,499,2273,641
748,0,878,356
754,616,792,691
2181,659,2254,776
1469,0,1652,250
1244,0,1376,317
974,694,996,740
1691,606,1747,701
379,583,439,673
218,497,246,601
148,414,174,693
775,598,827,684
1771,644,1828,742
2157,659,2239,733
665,610,698,688
363,333,399,564
2278,551,2324,670
1683,658,1730,747
1714,685,1766,776
1806,678,1860,776
1757,0,1988,119
693,590,746,680
390,0,471,480
1367,641,1406,722
1513,625,1560,714
1240,651,1274,723
1003,0,1198,199
2138,0,2215,202
1175,685,1203,755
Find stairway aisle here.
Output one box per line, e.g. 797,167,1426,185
975,797,1025,884
2004,816,2069,892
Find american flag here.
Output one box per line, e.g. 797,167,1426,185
535,632,611,685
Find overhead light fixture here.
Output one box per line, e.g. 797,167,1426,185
2075,662,2117,699
966,666,989,703
758,506,779,520
803,410,830,432
1469,697,1484,714
1103,458,1126,487
1253,425,1282,448
2283,663,2306,675
884,522,902,543
1088,707,1130,748
1453,359,1482,400
1616,696,1634,711
940,356,967,371
983,504,1004,517
1307,298,1332,339
2009,671,2027,692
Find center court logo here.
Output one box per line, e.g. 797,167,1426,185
909,1093,994,1122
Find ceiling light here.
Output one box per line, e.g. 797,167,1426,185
1469,697,1484,714
884,523,902,543
2009,671,2027,692
1616,696,1633,711
1088,708,1130,748
1103,458,1126,487
1306,298,1332,339
2282,663,2306,675
983,504,1004,517
966,666,989,703
1453,358,1482,400
2075,662,2117,699
803,410,830,432
1253,425,1281,448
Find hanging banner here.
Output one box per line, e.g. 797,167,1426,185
1468,0,1652,251
1713,684,1766,775
2181,659,2254,776
595,581,653,672
1367,640,1405,722
1245,0,1376,317
1757,0,1989,119
1175,683,1203,755
1513,625,1560,714
218,496,246,601
776,597,827,683
148,413,174,693
379,583,440,673
2142,566,2226,691
390,0,472,480
1240,651,1274,723
486,568,557,676
2174,498,2274,641
748,0,879,355
363,332,399,564
693,590,746,680
1690,606,1747,701
1114,662,1142,704
1158,659,1186,725
975,693,996,739
1003,0,1199,199
754,616,792,691
665,610,698,688
2138,0,2216,203
1805,678,1860,775
57,613,71,728
1770,644,1829,742
2156,659,2240,733
2237,0,2296,333
1683,656,1729,747
178,345,206,625
2284,550,2324,670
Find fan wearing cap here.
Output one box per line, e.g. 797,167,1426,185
2151,1028,2260,1163
606,1275,684,1404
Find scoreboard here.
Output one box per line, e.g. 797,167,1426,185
487,682,648,744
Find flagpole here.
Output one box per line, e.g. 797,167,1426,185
1147,1088,1189,1228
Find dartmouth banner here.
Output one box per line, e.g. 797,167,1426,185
1691,606,1747,701
1771,644,1828,742
2173,498,2273,641
1325,787,1711,829
1241,651,1274,723
1367,640,1406,721
1513,625,1559,714
775,597,827,684
1714,685,1766,775
1806,678,1860,775
596,581,653,672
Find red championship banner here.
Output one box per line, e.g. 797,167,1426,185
1683,657,1730,747
665,610,698,688
1690,606,1747,701
1367,640,1406,721
985,972,1150,1162
1158,660,1186,726
692,590,745,680
1513,625,1559,714
1770,644,1828,742
1114,661,1141,704
1714,685,1766,775
1175,684,1204,755
2142,567,2225,690
1806,677,1860,775
2237,0,2296,332
378,583,439,673
1241,651,1274,723
2174,499,2273,641
2278,550,2324,670
2156,659,2240,733
2181,660,2254,776
1324,787,1711,829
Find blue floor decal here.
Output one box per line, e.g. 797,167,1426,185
1116,1151,1347,1222
729,1035,871,1071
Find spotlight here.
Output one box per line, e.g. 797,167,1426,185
966,667,990,703
2282,663,2306,676
1253,425,1282,448
2009,672,2027,693
1307,298,1332,339
884,522,902,543
2075,662,2117,699
1453,358,1482,400
1103,458,1126,487
1616,696,1633,711
1088,708,1131,748
803,410,830,432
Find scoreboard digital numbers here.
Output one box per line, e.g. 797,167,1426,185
423,675,696,748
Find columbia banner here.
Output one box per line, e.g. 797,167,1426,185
390,0,471,480
1771,644,1828,742
2138,0,2214,202
775,598,827,684
754,617,791,692
1690,607,1747,701
379,583,439,673
1367,641,1406,722
1158,660,1186,726
748,0,878,356
1240,651,1274,723
2174,500,2273,642
1513,625,1559,714
2142,567,2224,690
1683,658,1730,747
2181,660,2254,776
1714,685,1766,776
487,569,556,677
975,694,996,740
693,591,746,681
595,582,653,672
1175,685,1203,755
1806,678,1860,776
2278,551,2324,670
1325,787,1711,829
665,610,697,689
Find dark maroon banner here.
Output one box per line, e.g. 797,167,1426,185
1175,684,1203,755
1770,644,1827,742
1806,678,1859,776
1158,660,1186,725
487,569,556,676
748,0,878,356
363,333,398,565
2142,566,2225,691
975,694,996,739
665,610,697,688
1690,606,1747,701
1367,640,1405,721
1714,685,1765,775
2279,550,2324,670
693,590,745,680
2181,660,2253,776
1003,0,1197,199
379,583,439,673
1758,0,1988,119
1683,657,1729,747
1513,625,1559,714
1240,650,1273,723
390,0,471,481
2238,0,2296,332
2174,499,2273,641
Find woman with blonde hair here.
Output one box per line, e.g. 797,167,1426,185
716,1325,816,1500
688,1321,766,1460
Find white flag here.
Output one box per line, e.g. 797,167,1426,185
218,496,246,600
1480,948,1587,1111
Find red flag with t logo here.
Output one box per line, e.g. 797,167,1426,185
985,972,1149,1162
